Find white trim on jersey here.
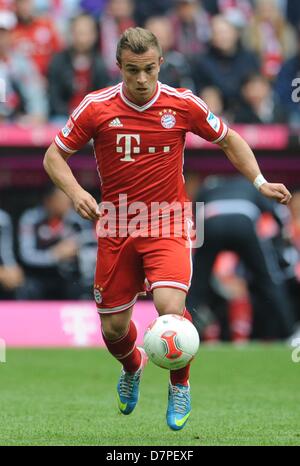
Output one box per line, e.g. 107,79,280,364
97,294,139,314
211,124,228,144
161,84,228,142
160,84,208,114
54,135,75,154
72,84,121,120
150,281,189,292
120,82,161,112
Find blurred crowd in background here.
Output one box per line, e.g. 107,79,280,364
0,0,300,127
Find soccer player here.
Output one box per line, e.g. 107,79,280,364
43,27,291,431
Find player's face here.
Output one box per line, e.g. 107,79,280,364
118,47,163,104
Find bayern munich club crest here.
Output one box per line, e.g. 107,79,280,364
160,109,176,129
94,287,102,304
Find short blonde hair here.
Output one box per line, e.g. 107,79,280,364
116,27,162,64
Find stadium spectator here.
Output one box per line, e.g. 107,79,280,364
17,186,93,300
289,190,300,252
203,0,253,21
169,0,211,57
133,0,173,26
80,0,107,18
12,0,62,77
144,15,195,91
32,1,82,37
234,74,287,124
275,30,300,128
0,208,24,299
48,13,109,121
243,0,297,81
0,0,13,9
186,176,295,340
0,10,48,123
199,86,233,123
281,0,300,30
286,190,300,323
191,14,260,109
99,0,136,81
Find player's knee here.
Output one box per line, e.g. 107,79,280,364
101,321,128,341
153,288,186,316
156,303,185,316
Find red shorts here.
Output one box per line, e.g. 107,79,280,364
94,235,192,314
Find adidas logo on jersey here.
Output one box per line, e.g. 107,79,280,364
109,118,123,127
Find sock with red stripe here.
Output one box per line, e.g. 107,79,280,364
102,320,141,373
170,308,193,386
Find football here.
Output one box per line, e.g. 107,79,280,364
143,314,200,370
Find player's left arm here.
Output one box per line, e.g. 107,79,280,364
217,128,292,205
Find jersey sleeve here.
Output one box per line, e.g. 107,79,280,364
54,96,96,154
186,93,228,143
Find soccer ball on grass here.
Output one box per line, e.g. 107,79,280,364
143,314,200,370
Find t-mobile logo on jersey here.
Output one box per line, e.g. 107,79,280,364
116,134,171,161
116,134,140,162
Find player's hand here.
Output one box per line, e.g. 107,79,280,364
0,266,24,290
72,188,100,220
52,239,78,261
259,182,292,205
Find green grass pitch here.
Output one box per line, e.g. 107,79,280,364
0,345,299,446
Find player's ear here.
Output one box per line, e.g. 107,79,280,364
116,60,122,71
158,56,164,71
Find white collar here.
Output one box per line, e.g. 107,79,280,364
120,82,161,112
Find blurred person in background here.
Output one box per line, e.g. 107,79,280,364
0,1,14,8
12,0,62,78
80,0,107,18
199,85,233,123
243,0,297,81
284,190,300,326
275,29,300,128
169,0,211,57
186,176,295,340
191,14,259,111
203,0,253,20
234,73,287,124
0,208,24,299
48,13,109,121
0,10,47,123
133,0,173,26
289,190,300,252
99,0,136,81
284,0,300,29
17,186,93,300
31,0,81,37
144,15,195,91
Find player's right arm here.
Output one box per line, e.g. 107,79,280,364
43,97,99,221
43,143,99,220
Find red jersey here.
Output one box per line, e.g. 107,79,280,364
12,17,61,76
55,82,228,209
